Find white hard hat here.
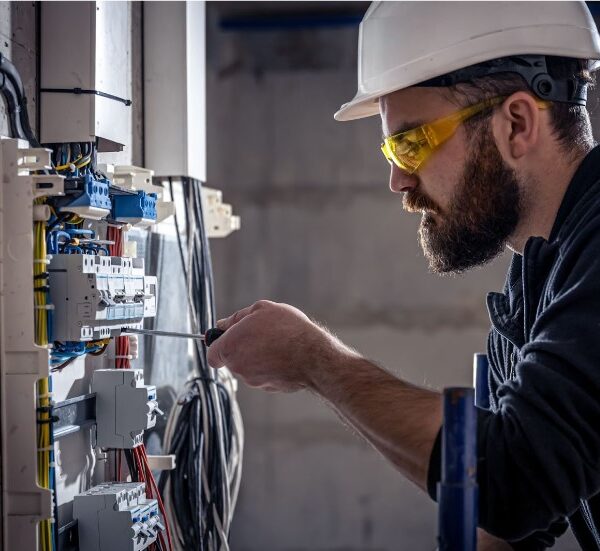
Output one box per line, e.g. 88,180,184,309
335,1,600,121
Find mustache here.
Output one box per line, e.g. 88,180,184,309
403,189,440,213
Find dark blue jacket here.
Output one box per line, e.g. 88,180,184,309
428,146,600,549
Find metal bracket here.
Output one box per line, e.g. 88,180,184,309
52,393,96,440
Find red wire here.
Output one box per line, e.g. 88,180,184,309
124,336,130,369
134,446,146,486
140,445,173,551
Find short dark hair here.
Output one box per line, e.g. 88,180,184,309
443,57,596,159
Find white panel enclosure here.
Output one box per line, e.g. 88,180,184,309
40,1,131,151
144,1,206,180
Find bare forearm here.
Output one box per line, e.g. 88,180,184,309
306,349,442,490
209,301,509,547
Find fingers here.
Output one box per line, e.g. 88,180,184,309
216,305,254,331
216,300,276,330
209,300,275,368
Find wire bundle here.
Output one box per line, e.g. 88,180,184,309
36,377,57,551
107,225,133,369
33,201,58,550
51,142,96,176
123,445,173,551
107,225,124,257
34,201,51,346
160,178,243,551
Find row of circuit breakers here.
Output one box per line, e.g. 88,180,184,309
50,165,166,550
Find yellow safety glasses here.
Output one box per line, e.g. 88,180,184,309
381,96,548,174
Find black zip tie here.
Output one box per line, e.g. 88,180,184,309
36,416,59,424
34,272,49,280
41,87,132,106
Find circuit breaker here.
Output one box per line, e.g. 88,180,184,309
48,255,157,341
92,369,161,449
74,482,164,551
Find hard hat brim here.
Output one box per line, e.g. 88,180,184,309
334,92,381,122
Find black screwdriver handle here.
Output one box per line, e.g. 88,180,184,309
205,327,225,347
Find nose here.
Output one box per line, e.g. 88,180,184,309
389,164,418,193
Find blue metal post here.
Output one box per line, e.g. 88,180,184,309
438,387,478,551
473,353,490,410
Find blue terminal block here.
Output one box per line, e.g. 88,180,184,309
111,190,157,224
63,174,112,212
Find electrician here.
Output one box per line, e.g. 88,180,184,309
208,2,600,548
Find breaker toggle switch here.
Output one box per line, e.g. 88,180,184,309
147,399,163,419
74,482,163,551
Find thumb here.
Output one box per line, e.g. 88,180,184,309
207,331,228,368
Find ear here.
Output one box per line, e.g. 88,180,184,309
492,92,542,167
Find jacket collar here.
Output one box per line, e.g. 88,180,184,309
487,144,600,348
549,144,600,242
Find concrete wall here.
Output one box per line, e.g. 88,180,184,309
206,3,589,549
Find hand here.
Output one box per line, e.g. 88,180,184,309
207,300,352,392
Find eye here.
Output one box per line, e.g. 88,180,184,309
395,138,425,158
395,141,413,155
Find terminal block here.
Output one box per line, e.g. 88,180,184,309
201,186,240,238
100,164,175,223
48,254,157,341
59,174,112,220
92,369,162,449
74,482,164,551
111,190,158,227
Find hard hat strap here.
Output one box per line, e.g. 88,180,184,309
418,55,589,106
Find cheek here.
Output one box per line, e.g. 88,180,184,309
420,138,466,211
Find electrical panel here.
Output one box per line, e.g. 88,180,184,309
0,5,243,549
74,482,164,551
93,369,161,449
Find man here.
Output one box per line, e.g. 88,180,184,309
208,2,600,548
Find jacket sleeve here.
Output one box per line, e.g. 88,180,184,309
428,226,600,541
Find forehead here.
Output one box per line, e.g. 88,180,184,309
379,87,455,137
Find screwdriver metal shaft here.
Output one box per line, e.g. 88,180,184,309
121,327,225,346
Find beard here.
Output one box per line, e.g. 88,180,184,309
404,122,522,274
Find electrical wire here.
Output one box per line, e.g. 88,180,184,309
160,178,244,551
123,445,172,551
34,199,50,346
37,377,54,551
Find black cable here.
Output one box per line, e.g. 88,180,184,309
158,177,238,550
0,53,41,146
123,449,137,481
0,72,27,140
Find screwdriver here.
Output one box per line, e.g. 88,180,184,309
121,327,225,347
